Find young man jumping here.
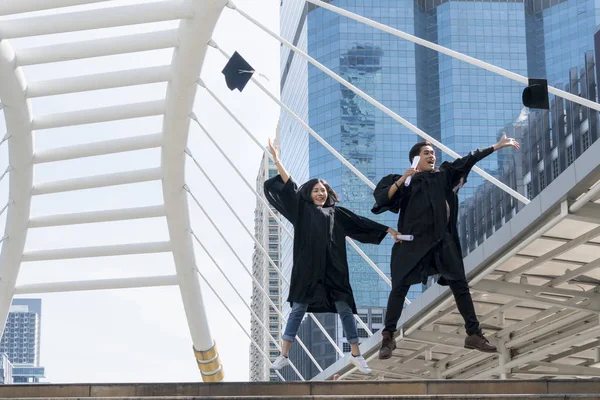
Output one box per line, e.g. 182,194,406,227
372,134,520,359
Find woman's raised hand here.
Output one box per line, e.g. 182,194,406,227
268,138,280,162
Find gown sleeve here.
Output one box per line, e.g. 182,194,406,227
371,174,405,214
336,206,389,244
439,146,494,190
263,175,301,225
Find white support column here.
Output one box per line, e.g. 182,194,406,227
160,0,228,382
16,30,179,66
0,0,194,39
229,2,530,205
497,339,512,379
0,39,34,351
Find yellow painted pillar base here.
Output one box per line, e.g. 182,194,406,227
193,342,224,382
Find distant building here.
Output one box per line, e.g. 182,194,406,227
0,299,45,383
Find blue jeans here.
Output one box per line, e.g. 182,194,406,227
282,301,359,344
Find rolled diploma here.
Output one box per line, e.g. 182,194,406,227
396,234,414,241
404,156,420,187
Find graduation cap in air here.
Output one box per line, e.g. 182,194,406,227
522,78,549,110
222,51,255,92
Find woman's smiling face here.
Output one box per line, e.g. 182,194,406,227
311,182,328,206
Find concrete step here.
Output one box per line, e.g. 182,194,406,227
3,396,600,400
0,380,598,398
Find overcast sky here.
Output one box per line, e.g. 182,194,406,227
0,0,280,382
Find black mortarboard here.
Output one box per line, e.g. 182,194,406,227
222,51,254,92
522,78,549,110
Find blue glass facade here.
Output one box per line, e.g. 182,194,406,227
276,0,600,381
279,0,310,321
308,0,423,308
517,0,600,209
425,1,530,253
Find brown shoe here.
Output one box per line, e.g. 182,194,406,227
378,330,397,360
465,332,497,353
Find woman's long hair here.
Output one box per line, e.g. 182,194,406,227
298,178,339,207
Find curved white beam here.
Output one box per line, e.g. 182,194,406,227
160,0,229,382
0,0,194,39
16,30,179,67
14,275,179,294
0,41,34,343
22,241,172,262
0,0,111,16
31,168,162,195
32,100,165,130
27,66,172,98
32,133,163,164
29,205,166,228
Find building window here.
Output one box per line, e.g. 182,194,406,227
371,314,382,324
583,131,591,151
526,182,533,200
539,170,546,191
567,145,574,166
552,158,559,180
343,343,351,352
357,328,369,338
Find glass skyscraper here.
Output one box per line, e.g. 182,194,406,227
275,0,599,380
249,132,285,382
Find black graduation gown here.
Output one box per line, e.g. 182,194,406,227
264,175,390,314
371,147,494,286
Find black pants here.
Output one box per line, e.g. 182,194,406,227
383,279,480,335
